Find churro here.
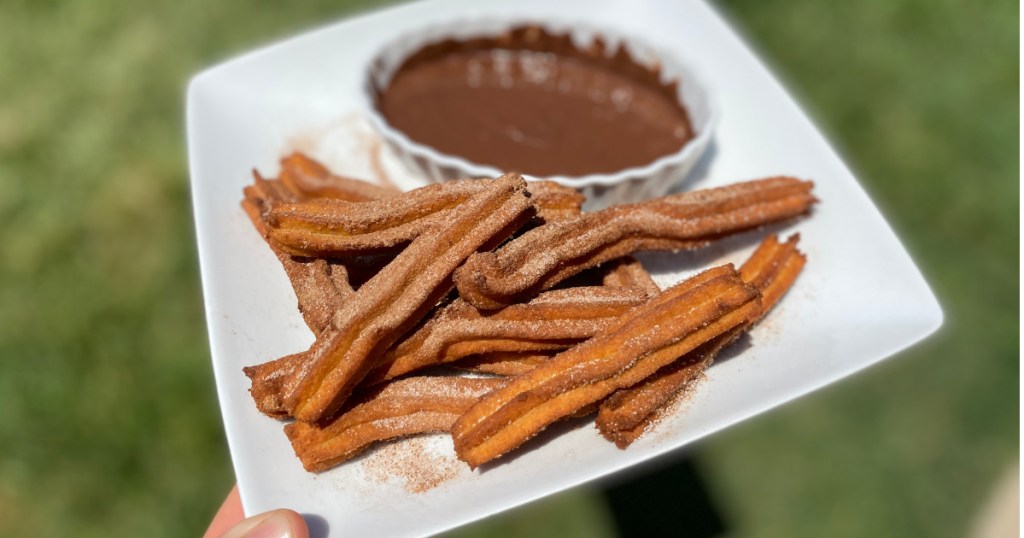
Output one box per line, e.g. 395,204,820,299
236,152,816,474
245,353,305,419
450,264,762,468
367,285,653,383
596,234,806,447
266,180,504,257
248,284,651,417
264,177,583,258
454,352,554,376
454,177,815,309
286,376,506,472
280,175,533,423
278,151,399,201
525,180,586,223
600,256,660,294
241,171,356,334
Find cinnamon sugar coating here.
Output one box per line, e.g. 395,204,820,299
264,178,583,257
596,234,806,447
282,175,534,423
367,285,654,383
454,177,815,309
451,264,762,468
286,376,506,472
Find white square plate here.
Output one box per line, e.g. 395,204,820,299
187,0,942,535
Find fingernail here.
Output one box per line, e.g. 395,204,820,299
221,510,301,538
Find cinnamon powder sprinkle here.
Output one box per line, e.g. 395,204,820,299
360,435,461,493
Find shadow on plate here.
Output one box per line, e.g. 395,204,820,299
301,513,330,538
672,139,719,193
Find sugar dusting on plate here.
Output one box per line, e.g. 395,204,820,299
360,435,463,493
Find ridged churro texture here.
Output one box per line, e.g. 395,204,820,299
596,234,806,447
282,175,534,423
246,281,656,418
241,158,397,335
451,264,762,468
453,352,555,376
238,152,814,473
600,256,662,294
264,178,584,258
367,285,654,383
454,177,815,309
279,152,398,201
286,376,506,472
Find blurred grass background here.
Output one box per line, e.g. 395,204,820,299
0,0,1016,536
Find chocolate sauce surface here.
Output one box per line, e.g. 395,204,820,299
376,28,694,177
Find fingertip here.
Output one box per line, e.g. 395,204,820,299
204,486,245,538
217,508,309,538
275,510,310,538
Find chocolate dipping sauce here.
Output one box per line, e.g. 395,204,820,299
375,28,694,177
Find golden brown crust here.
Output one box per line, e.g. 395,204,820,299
595,338,726,448
453,177,815,309
263,178,583,258
450,264,762,468
739,235,806,315
595,234,806,447
366,285,652,383
244,353,305,419
241,172,356,334
266,180,495,257
286,376,506,472
600,256,661,295
238,152,815,474
280,175,534,423
278,152,399,201
240,161,584,419
453,352,554,376
524,180,586,223
246,282,647,418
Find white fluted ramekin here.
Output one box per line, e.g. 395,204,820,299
362,19,718,209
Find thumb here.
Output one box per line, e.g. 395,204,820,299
217,509,309,538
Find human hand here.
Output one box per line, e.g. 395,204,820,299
204,485,309,538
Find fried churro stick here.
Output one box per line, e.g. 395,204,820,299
600,256,660,294
278,152,399,201
244,352,304,419
596,234,806,447
247,350,545,418
241,173,365,413
280,175,534,423
278,150,582,218
454,177,815,309
246,282,649,418
266,180,496,257
286,376,506,472
366,285,653,383
242,177,576,418
243,175,531,419
454,352,554,376
450,264,762,468
242,165,409,333
275,152,583,221
245,254,654,417
242,172,356,334
265,179,583,257
526,180,586,223
245,266,654,418
738,234,806,309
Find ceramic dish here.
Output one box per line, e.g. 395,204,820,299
362,18,718,208
186,1,942,536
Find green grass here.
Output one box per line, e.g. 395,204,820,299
0,1,1016,537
